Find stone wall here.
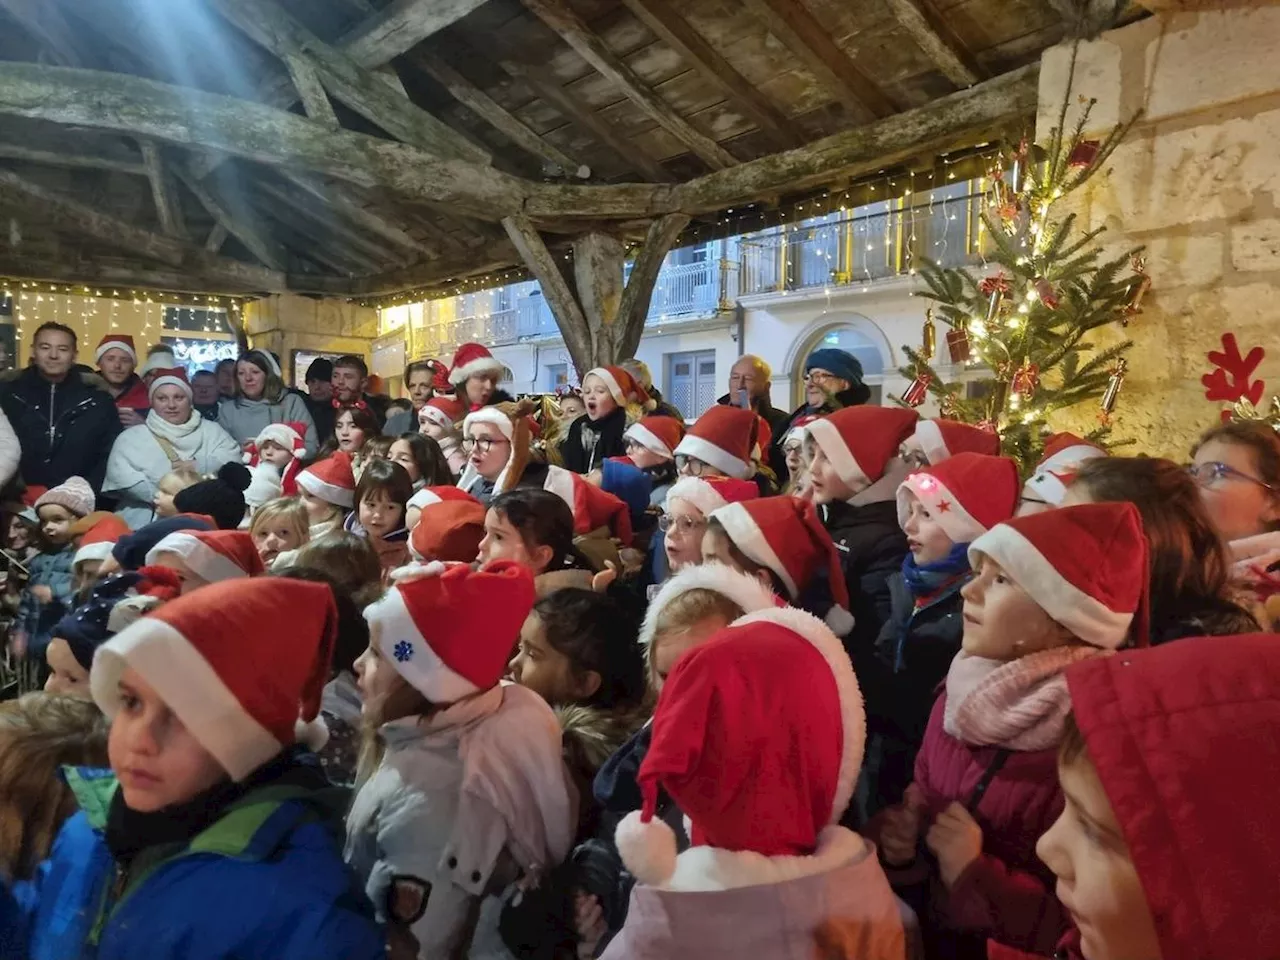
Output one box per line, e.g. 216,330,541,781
243,294,378,384
1037,7,1280,459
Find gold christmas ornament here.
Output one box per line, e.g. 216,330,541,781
922,309,937,358
1101,359,1127,414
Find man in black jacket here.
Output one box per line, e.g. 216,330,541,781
718,354,790,481
1,322,122,496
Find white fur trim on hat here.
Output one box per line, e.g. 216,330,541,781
673,435,751,480
148,374,192,401
624,422,674,460
709,502,798,599
420,404,454,430
91,619,281,781
364,574,479,703
969,524,1132,649
255,424,303,457
296,470,354,509
897,472,986,544
146,531,248,584
542,464,576,511
616,809,678,887
664,476,728,520
805,419,866,488
1022,442,1104,507
96,339,136,364
73,541,115,568
585,367,626,406
638,562,778,653
912,419,949,466
449,353,504,385
139,350,177,377
730,606,864,824
655,824,865,893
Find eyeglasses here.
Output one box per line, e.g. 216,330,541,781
462,437,511,455
804,370,839,385
1186,461,1274,490
674,454,706,476
658,514,707,536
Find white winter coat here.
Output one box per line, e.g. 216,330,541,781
345,683,574,960
102,411,242,527
0,408,19,491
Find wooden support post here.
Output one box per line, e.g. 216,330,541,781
572,232,626,358
617,213,690,359
502,214,593,373
139,141,187,238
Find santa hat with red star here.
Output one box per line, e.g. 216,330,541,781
624,416,685,461
543,465,633,546
1021,433,1107,508
296,451,356,509
145,529,265,583
664,475,758,520
897,452,1021,544
617,605,864,887
806,406,919,490
91,577,338,781
674,406,760,480
909,418,1001,465
448,342,504,386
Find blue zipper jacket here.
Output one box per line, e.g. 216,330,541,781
0,766,384,960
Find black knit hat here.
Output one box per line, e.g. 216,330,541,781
112,514,214,571
306,357,333,383
172,462,252,530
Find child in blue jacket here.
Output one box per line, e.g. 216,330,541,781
0,577,384,960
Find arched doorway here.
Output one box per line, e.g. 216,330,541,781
786,313,893,408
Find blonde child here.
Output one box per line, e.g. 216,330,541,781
249,496,310,568
287,532,383,609
347,561,573,958
12,477,95,662
152,466,201,519
295,451,355,544
561,366,652,474
0,578,386,958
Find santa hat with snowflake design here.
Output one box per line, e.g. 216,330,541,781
897,452,1021,544
296,451,356,509
1021,433,1107,509
909,418,1001,465
146,529,265,583
805,406,919,490
616,605,864,885
365,560,535,704
91,578,338,780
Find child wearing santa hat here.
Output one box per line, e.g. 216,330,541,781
69,512,131,596
875,501,1149,959
658,476,758,575
295,451,356,544
805,406,920,658
249,496,310,568
448,342,509,411
858,453,1020,820
146,528,265,593
249,420,307,496
562,367,653,474
346,561,573,958
603,602,912,960
899,418,1002,471
416,396,468,478
0,578,385,959
457,400,543,502
1016,433,1106,516
673,405,760,483
623,415,684,507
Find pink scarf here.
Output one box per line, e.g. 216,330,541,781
943,647,1107,751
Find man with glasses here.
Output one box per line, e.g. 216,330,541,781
776,348,871,460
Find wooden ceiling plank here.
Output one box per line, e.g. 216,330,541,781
740,0,898,118
207,0,488,164
283,53,339,129
283,174,425,253
619,0,802,150
204,222,230,253
0,253,286,294
139,141,187,239
338,0,491,66
255,178,410,267
884,0,987,87
173,165,289,271
519,0,739,170
0,139,146,177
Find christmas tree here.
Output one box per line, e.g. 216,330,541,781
898,98,1150,471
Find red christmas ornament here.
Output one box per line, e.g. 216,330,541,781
979,273,1012,296
1034,278,1060,310
946,327,971,364
1012,362,1041,398
902,373,932,407
1068,140,1100,168
977,418,999,433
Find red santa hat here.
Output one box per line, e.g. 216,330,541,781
585,366,653,410
968,501,1149,650
366,560,535,703
624,416,685,461
146,529,265,583
637,561,780,654
426,358,453,393
674,406,759,480
95,334,136,365
709,497,853,635
147,367,192,401
409,496,487,564
90,578,337,781
73,514,132,568
664,475,757,519
448,342,504,386
419,395,465,432
296,451,356,509
543,465,633,546
897,452,1021,544
1021,433,1107,508
617,605,864,885
910,418,1001,465
784,414,819,447
254,421,307,459
805,406,919,489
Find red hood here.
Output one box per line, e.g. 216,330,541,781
1066,635,1280,960
113,375,150,410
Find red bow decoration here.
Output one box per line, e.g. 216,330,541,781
332,398,369,412
979,273,1011,296
1034,278,1060,310
1202,332,1265,406
1012,362,1041,398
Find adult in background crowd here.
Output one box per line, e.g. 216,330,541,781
218,349,318,455
381,359,439,436
449,342,511,412
214,357,237,398
103,369,242,528
719,354,789,479
621,357,683,421
303,356,335,442
777,346,871,447
94,334,148,428
330,355,387,424
1,322,120,496
190,369,221,421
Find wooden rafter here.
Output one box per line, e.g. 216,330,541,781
502,213,592,369
283,54,339,129
619,0,801,150
883,0,986,88
0,139,146,177
1043,0,1126,38
741,0,898,118
617,213,690,358
138,141,187,239
207,0,488,164
282,175,425,255
254,179,410,268
337,0,491,67
520,0,739,171
173,166,288,271
204,223,229,253
0,253,285,294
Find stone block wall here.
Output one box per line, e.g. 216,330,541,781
1037,7,1280,459
243,293,378,384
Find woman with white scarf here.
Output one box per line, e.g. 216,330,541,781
102,368,243,527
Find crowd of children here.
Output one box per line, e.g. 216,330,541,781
0,340,1276,960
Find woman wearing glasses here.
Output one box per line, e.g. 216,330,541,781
456,400,549,504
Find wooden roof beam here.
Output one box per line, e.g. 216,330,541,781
741,0,898,118
282,174,426,254
337,0,491,67
173,165,289,271
883,0,987,88
139,141,187,239
207,0,488,164
519,0,739,171
283,54,339,129
619,0,802,150
254,179,412,268
0,253,286,295
0,139,147,177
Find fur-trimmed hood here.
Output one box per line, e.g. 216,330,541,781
557,702,649,777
